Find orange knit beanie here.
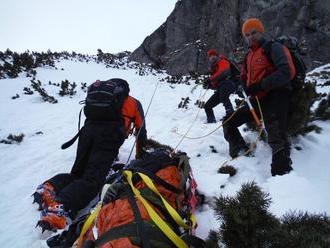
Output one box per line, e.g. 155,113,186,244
242,18,265,34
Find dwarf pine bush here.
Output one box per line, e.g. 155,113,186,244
210,182,330,248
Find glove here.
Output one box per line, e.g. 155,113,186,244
203,78,211,89
246,83,263,95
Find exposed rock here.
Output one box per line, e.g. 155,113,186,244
130,0,330,76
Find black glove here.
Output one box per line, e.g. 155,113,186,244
246,83,263,95
203,78,211,89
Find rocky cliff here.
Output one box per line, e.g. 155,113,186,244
130,0,330,75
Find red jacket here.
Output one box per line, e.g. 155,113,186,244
241,39,296,98
209,56,231,89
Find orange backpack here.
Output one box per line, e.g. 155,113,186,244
77,150,205,248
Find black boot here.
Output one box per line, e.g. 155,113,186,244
223,125,249,158
205,108,216,123
229,142,249,158
205,109,216,123
271,150,293,176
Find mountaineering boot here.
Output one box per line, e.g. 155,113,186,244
229,142,250,158
271,150,293,176
206,117,216,123
205,108,216,123
32,182,56,210
36,202,70,232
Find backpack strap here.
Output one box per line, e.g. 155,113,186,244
61,128,82,150
222,57,240,81
90,222,174,248
130,167,182,194
61,107,84,150
123,170,190,248
125,185,152,248
262,40,275,64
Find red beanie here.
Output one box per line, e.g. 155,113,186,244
242,18,265,34
207,49,218,57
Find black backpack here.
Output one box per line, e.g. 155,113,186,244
84,78,130,122
263,35,307,90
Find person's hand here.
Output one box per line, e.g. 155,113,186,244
246,83,263,95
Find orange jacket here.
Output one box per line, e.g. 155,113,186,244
121,96,147,158
241,39,296,98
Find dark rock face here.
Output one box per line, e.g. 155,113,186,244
130,0,330,76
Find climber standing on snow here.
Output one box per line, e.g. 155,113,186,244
222,18,296,176
203,49,237,123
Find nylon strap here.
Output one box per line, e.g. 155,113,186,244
125,185,151,248
137,172,194,229
78,203,102,244
123,170,188,248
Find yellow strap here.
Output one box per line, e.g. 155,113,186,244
78,203,102,243
138,172,191,229
189,214,197,228
124,170,188,248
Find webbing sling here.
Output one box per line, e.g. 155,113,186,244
93,222,173,248
137,172,197,229
130,167,182,194
78,203,102,244
125,185,151,248
124,170,189,248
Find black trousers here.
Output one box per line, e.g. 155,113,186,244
222,89,291,163
47,122,125,214
204,80,236,122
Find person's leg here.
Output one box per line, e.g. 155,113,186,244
218,80,236,116
262,90,292,176
36,125,96,231
47,173,78,192
56,124,125,213
222,103,253,158
33,172,80,211
204,92,221,123
70,126,93,177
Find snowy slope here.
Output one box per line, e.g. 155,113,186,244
0,59,329,247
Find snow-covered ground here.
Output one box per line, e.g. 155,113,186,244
0,59,329,247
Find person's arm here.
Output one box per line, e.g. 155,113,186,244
261,42,296,90
133,99,147,159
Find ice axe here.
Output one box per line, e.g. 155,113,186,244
240,88,268,140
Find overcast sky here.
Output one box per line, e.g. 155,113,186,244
0,0,177,54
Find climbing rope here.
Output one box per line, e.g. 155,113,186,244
126,80,161,163
172,100,245,140
173,87,210,152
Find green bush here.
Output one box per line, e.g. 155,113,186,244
213,182,279,248
210,182,330,248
